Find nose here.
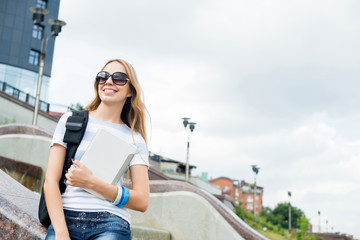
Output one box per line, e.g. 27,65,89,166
104,76,114,85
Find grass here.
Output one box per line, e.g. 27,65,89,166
257,228,292,240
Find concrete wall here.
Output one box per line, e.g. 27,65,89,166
130,191,245,240
0,134,51,183
0,94,58,131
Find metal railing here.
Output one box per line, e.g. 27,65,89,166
0,80,50,113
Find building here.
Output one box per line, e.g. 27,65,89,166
149,151,197,175
210,177,264,215
149,152,221,195
0,0,61,115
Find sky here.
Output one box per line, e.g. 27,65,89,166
48,0,360,237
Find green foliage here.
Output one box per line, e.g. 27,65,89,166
0,117,16,125
268,202,304,229
234,204,253,223
236,202,321,240
70,102,85,111
234,202,320,240
296,215,324,240
234,204,287,237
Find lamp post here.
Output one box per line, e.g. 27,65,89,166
181,117,196,183
318,211,321,233
326,220,328,233
29,7,66,125
288,191,292,232
251,165,259,228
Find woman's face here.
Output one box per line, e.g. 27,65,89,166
97,61,132,106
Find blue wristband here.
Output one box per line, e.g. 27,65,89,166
117,187,129,207
112,186,123,205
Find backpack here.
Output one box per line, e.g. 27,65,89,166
38,110,89,228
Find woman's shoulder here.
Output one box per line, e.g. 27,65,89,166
58,111,73,123
117,126,145,144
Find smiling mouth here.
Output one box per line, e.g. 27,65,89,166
103,89,118,93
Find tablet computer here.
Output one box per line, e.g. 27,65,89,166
79,128,137,198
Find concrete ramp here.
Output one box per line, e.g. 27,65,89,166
131,180,269,240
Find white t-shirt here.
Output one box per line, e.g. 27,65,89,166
50,112,149,224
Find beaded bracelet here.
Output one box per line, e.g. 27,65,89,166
112,186,123,206
117,186,129,207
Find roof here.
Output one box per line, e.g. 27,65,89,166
149,151,197,169
210,176,264,189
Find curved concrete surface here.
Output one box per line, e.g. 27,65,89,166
0,124,53,138
0,124,53,183
142,180,268,240
0,134,51,178
131,191,245,240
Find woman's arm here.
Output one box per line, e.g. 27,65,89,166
66,162,149,212
125,164,150,212
43,144,70,239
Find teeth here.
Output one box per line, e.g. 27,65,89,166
104,89,116,93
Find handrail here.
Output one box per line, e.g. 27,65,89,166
0,80,50,113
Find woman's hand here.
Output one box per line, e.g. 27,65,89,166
65,160,95,189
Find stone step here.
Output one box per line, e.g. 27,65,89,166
131,225,171,240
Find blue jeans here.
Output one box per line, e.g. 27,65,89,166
45,210,131,240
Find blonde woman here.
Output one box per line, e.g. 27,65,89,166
44,59,149,240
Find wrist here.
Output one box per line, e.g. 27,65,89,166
116,187,129,207
54,227,69,237
88,175,97,190
112,186,123,205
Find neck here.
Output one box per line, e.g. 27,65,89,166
90,103,124,124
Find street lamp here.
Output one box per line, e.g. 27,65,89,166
29,7,66,125
326,220,328,233
251,165,260,228
288,191,292,232
318,210,321,233
181,117,196,183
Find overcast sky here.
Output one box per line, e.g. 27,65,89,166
48,0,360,237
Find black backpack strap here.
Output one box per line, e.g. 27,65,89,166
59,110,89,193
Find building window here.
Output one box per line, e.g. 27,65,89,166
29,50,40,66
32,25,43,40
36,0,47,8
247,203,253,210
247,195,253,202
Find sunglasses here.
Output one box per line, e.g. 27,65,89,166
96,71,129,86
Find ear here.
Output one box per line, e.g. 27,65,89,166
126,88,132,98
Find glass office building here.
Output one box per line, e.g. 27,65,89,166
0,0,60,103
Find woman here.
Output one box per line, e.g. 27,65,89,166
44,59,149,240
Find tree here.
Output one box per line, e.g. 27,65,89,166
234,203,253,223
296,215,322,240
269,202,304,229
70,102,85,111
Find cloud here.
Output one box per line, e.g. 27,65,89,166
49,0,360,237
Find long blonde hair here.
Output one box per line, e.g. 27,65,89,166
86,59,148,143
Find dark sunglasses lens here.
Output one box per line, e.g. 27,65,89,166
96,72,109,84
112,72,128,85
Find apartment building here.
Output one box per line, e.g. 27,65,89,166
210,177,264,215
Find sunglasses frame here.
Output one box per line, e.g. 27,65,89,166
96,71,129,86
